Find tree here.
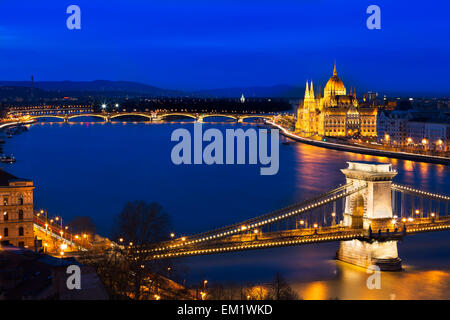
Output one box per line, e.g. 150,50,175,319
69,216,97,235
112,201,170,245
111,201,171,299
267,273,298,300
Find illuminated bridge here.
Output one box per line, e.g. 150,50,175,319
147,161,450,271
8,107,274,123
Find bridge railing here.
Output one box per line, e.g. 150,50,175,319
149,182,368,253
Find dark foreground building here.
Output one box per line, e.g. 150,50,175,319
0,246,108,300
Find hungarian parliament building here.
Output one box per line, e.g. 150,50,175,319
295,63,377,138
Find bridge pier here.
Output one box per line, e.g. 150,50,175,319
337,162,402,271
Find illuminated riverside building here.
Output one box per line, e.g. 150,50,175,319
295,63,377,137
0,170,35,248
377,109,450,151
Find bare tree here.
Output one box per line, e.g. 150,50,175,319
69,216,97,235
82,201,172,300
112,201,171,299
267,273,298,300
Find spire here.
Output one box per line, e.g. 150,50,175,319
305,80,310,99
310,80,314,99
333,61,337,76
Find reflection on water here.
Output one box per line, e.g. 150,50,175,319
296,262,450,300
3,121,450,299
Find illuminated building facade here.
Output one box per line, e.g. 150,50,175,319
0,170,35,249
295,63,377,137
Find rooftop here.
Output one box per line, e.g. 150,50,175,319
0,169,31,187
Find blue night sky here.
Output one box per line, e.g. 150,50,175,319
0,0,449,94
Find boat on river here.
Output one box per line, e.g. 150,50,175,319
0,155,15,163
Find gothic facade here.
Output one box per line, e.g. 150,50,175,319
296,64,377,138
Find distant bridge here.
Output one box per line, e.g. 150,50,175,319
9,107,274,123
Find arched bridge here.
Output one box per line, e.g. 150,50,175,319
13,109,273,123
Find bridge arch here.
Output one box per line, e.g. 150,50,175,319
201,114,238,121
31,115,66,121
239,115,271,122
68,114,107,121
110,113,152,121
159,113,198,120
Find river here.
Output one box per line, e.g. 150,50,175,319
3,120,450,299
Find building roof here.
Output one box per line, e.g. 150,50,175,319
0,170,18,187
0,169,31,187
0,246,108,300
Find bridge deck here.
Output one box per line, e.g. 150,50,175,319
149,217,450,259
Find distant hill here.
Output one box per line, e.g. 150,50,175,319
192,85,303,98
0,80,448,100
0,80,305,98
0,80,185,97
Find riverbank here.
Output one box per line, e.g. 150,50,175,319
0,120,35,129
267,120,450,166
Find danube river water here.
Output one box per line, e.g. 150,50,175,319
3,120,450,299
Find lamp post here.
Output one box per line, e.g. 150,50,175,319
384,134,390,146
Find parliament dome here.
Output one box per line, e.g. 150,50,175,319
324,63,346,96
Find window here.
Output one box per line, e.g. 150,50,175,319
18,210,23,220
18,241,24,248
4,228,8,237
3,197,8,206
3,212,8,221
18,195,23,205
18,227,24,236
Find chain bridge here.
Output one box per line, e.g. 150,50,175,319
147,161,450,271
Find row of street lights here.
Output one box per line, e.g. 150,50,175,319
384,134,445,151
36,209,89,255
100,103,121,110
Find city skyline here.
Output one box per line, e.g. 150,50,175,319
1,1,450,95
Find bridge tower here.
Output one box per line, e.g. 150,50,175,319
337,161,402,271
